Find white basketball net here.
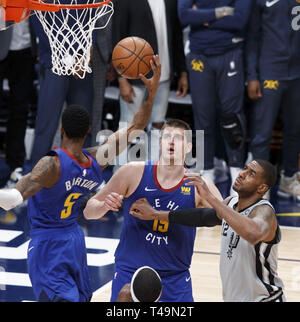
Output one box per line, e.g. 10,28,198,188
34,0,114,79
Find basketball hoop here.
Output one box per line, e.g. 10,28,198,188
0,0,114,78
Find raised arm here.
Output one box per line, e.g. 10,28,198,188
0,156,60,211
184,174,278,245
86,55,161,170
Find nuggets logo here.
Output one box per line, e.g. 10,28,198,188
191,59,204,72
263,80,279,90
181,186,191,195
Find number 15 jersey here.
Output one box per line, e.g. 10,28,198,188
115,162,197,276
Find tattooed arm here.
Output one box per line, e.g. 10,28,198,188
15,156,61,200
0,155,61,210
86,55,161,170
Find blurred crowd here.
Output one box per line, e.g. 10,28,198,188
0,0,299,202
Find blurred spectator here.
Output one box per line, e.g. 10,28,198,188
178,0,252,194
91,6,115,146
0,20,36,187
112,0,188,164
246,0,300,201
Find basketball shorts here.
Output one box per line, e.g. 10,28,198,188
110,266,194,302
27,224,92,302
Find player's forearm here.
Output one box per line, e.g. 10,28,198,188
205,195,263,244
169,208,222,227
96,92,155,166
146,208,221,227
152,210,169,222
129,92,154,131
83,198,108,220
15,174,42,201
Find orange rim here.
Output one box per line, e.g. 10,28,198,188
1,0,111,12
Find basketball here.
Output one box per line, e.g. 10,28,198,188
112,37,154,79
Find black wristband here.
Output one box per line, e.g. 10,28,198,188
169,208,221,227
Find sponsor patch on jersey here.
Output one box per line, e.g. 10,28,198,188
181,186,191,195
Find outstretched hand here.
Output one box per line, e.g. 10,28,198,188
129,198,156,220
184,173,212,200
139,55,161,101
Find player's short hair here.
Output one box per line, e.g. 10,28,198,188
130,266,162,302
160,119,192,143
62,105,90,139
255,159,277,189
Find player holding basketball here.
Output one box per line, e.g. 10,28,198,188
130,159,285,302
0,55,161,302
84,119,223,302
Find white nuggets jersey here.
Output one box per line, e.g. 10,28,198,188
220,197,284,302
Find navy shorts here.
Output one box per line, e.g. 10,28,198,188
27,225,92,302
110,266,194,302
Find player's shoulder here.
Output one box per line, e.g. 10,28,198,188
30,155,61,187
113,161,145,179
33,154,60,172
109,162,146,197
249,201,276,219
120,161,146,171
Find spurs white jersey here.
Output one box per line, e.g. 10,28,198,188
220,197,284,302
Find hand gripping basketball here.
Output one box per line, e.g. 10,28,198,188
139,55,161,99
112,37,155,79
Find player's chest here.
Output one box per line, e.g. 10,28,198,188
221,220,251,260
137,187,194,211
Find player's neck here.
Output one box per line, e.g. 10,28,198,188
156,160,185,184
235,194,262,212
61,138,88,164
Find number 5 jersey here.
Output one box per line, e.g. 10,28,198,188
27,147,102,231
26,147,102,302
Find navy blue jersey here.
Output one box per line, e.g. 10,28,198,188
178,0,252,55
245,0,300,81
27,148,103,233
114,162,196,277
